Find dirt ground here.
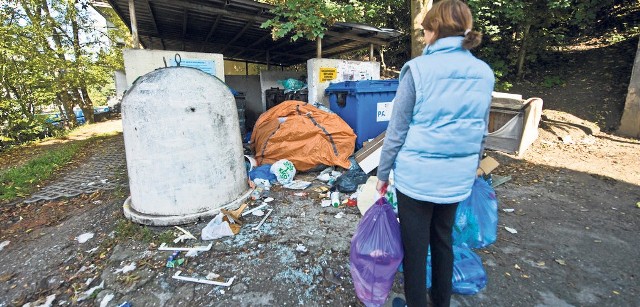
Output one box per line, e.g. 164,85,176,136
1,38,639,307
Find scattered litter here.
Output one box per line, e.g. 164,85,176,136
535,261,546,267
201,213,235,240
23,293,56,307
117,301,131,307
206,272,220,280
250,186,265,200
321,199,331,207
283,180,312,190
335,212,345,219
173,226,197,243
100,179,108,184
92,200,102,205
252,209,273,231
253,179,271,189
0,240,9,251
85,247,99,254
314,186,329,193
77,281,104,301
87,182,96,186
296,244,308,252
85,277,94,285
514,264,521,270
491,175,512,187
580,136,596,145
271,159,296,185
331,191,340,207
100,294,114,307
504,226,518,234
316,173,332,182
561,135,574,144
159,242,213,252
166,251,184,268
184,249,200,258
555,259,566,266
173,270,236,287
502,208,515,213
264,197,274,203
242,203,267,216
75,233,94,244
636,201,640,208
251,209,265,217
114,263,136,274
293,192,307,197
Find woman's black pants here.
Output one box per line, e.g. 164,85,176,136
397,190,459,307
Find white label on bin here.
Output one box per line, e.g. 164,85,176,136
377,101,394,122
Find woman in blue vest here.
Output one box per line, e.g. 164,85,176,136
376,0,494,306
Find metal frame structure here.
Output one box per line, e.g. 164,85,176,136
103,0,402,67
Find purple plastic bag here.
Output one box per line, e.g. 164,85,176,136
350,197,403,307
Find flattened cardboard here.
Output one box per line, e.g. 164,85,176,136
477,156,499,176
354,132,385,174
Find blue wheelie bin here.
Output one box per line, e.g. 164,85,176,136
325,80,398,149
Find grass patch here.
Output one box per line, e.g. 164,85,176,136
114,219,175,243
0,141,84,201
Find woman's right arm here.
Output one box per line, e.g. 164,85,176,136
376,68,417,183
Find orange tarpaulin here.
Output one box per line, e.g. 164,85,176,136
250,100,356,171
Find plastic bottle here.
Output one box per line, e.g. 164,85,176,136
250,186,264,200
331,191,340,207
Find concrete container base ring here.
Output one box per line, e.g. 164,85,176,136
122,189,253,226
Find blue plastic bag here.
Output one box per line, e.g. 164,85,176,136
426,245,488,295
248,164,277,183
350,197,403,307
453,177,498,248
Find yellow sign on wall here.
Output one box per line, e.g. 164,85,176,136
319,67,338,82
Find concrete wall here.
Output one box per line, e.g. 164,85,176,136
259,70,306,111
225,75,262,130
114,70,127,96
619,39,640,138
307,59,380,106
123,49,225,88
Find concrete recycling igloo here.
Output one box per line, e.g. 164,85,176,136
121,67,251,226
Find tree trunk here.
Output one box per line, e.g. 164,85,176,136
619,39,640,138
516,23,531,79
70,1,94,124
411,0,433,59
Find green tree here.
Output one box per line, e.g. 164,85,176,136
260,0,359,41
0,0,127,147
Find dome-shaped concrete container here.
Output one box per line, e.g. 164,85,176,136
121,67,251,225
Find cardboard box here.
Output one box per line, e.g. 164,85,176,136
355,131,500,176
354,132,385,174
477,156,499,176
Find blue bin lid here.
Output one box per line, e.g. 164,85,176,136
325,79,398,94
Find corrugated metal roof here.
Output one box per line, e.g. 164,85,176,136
105,0,402,66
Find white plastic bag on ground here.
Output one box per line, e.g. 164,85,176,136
201,213,235,240
270,159,296,185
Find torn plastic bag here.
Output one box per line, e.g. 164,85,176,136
426,245,487,295
249,164,277,183
201,213,235,240
334,167,369,193
350,197,403,307
452,177,498,248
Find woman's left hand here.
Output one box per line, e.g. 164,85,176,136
376,180,388,195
